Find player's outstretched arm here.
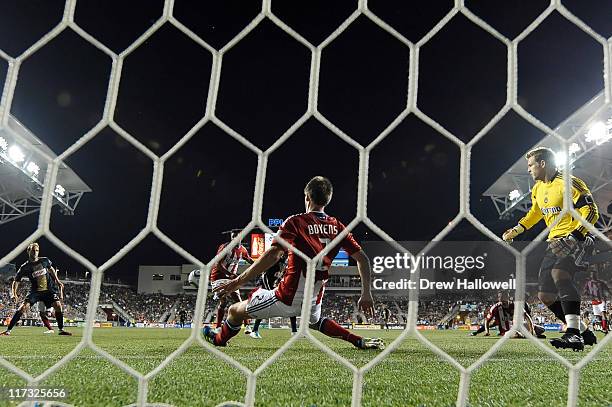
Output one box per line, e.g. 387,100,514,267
352,250,374,317
502,224,525,242
10,279,20,302
215,245,284,296
503,189,542,242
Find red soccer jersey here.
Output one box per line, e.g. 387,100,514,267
210,243,252,282
272,211,361,305
486,302,512,334
584,279,609,301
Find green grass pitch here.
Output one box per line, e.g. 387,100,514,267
0,327,610,406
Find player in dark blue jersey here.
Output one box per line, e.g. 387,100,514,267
0,242,72,336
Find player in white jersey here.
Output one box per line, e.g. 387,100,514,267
583,270,610,334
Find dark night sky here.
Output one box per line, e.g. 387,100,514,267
0,1,610,284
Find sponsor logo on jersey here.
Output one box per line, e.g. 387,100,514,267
541,206,562,215
31,264,47,278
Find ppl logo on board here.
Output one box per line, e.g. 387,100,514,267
268,218,283,227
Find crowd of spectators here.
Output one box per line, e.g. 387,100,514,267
100,285,176,323
2,271,612,327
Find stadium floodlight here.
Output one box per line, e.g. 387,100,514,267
26,161,40,176
8,145,25,163
554,151,567,167
0,136,7,151
54,184,66,197
568,142,580,155
508,189,521,201
585,120,612,145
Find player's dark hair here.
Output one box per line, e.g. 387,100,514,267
525,147,555,165
304,176,333,207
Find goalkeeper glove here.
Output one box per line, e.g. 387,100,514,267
548,234,579,258
574,232,596,266
502,224,525,242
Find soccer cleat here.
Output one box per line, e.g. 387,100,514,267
582,329,597,346
0,331,11,336
202,326,223,346
244,327,252,335
357,337,385,350
550,332,584,351
58,330,72,336
536,333,547,339
43,329,55,334
249,331,262,339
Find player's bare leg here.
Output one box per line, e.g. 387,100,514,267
52,301,71,336
1,302,30,336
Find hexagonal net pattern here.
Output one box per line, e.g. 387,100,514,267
0,0,611,406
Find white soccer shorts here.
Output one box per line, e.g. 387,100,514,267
592,301,607,316
246,281,324,324
211,278,238,301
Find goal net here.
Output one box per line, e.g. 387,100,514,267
0,0,611,406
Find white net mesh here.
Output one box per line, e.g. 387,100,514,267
0,0,611,405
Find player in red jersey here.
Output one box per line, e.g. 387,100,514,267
471,292,546,338
471,292,513,336
204,176,384,349
209,231,254,332
583,270,610,334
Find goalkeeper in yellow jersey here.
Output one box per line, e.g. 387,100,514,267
502,147,599,351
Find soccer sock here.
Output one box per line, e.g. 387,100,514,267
7,309,23,331
602,318,608,332
474,325,485,335
546,300,566,323
214,320,241,346
311,318,361,347
555,279,580,312
253,319,262,332
215,304,225,329
56,311,64,331
40,313,52,330
290,316,297,333
565,314,580,332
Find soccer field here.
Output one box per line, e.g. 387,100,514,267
0,327,610,406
